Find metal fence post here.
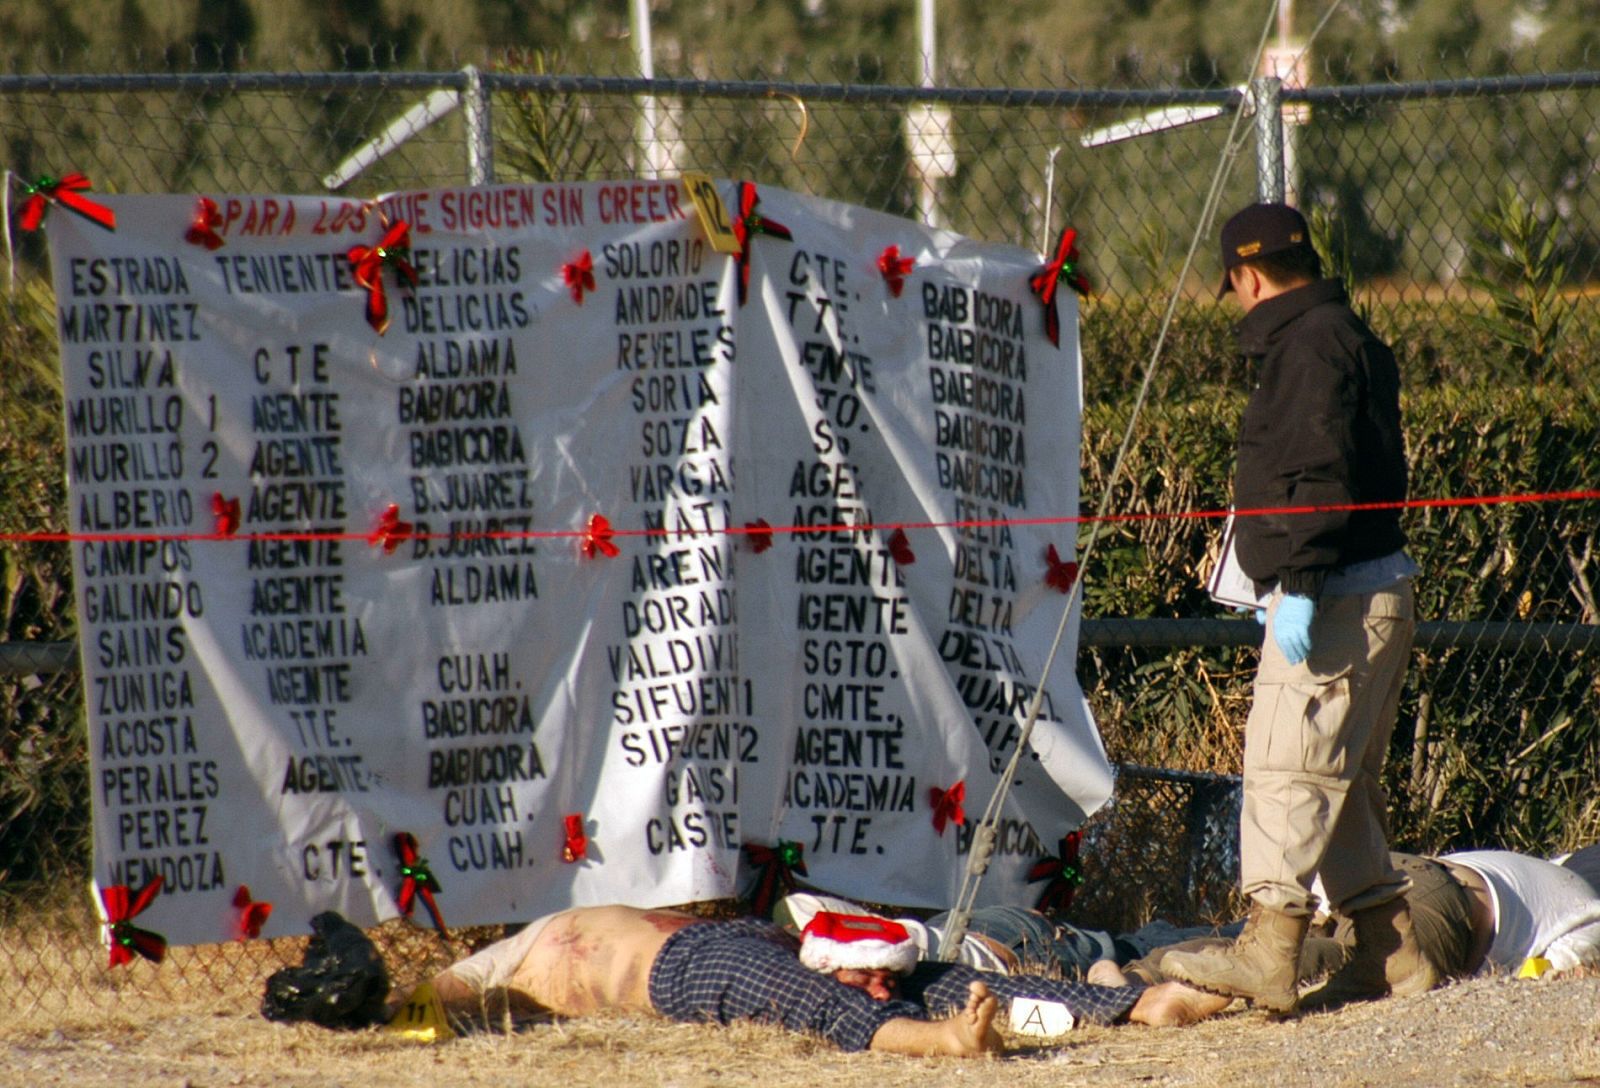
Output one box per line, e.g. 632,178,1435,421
1252,75,1285,203
462,64,494,185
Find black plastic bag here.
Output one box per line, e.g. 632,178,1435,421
262,911,390,1029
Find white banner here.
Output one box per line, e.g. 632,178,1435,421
47,180,1110,946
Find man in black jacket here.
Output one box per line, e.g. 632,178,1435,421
1163,203,1429,1014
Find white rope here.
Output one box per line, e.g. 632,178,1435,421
3,170,15,296
1041,145,1063,252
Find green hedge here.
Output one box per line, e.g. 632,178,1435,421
0,280,80,888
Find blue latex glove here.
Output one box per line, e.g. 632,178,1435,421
1273,594,1315,665
1233,605,1267,625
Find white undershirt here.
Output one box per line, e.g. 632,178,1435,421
1442,850,1600,972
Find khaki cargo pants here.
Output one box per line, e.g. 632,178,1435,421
1241,582,1415,916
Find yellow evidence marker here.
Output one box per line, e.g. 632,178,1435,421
681,172,741,254
384,980,456,1043
1516,956,1552,979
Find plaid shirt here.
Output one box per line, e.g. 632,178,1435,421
647,919,1144,1051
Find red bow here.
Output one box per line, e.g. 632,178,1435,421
211,492,240,537
1028,226,1090,348
1044,544,1079,593
186,196,225,250
887,527,916,566
100,877,167,967
877,244,915,297
367,503,414,554
581,513,619,559
232,885,273,940
18,172,116,232
562,813,589,863
1026,831,1085,912
929,781,966,836
562,250,596,304
744,518,774,554
347,219,418,335
742,840,808,918
731,181,792,306
393,832,448,936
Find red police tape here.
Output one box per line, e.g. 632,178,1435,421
2,489,1597,547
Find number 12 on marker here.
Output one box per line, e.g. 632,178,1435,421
682,172,741,254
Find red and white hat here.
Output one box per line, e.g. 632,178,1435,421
798,911,920,975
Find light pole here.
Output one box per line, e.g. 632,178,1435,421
905,0,954,228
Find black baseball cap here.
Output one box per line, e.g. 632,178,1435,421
1217,202,1313,297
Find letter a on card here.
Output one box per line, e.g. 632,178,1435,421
1009,997,1074,1039
384,980,455,1043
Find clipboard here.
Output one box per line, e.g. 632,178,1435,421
1206,513,1271,610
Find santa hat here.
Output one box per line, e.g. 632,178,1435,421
798,911,920,975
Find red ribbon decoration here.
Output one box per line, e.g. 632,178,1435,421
18,172,116,232
232,885,273,940
744,518,774,554
562,813,589,863
185,196,225,250
887,527,916,565
731,181,793,306
367,503,414,554
929,781,966,836
562,249,596,305
1044,543,1079,593
581,513,620,559
346,219,419,335
393,832,448,936
1028,226,1091,348
1026,831,1085,912
877,244,915,298
211,492,240,537
100,877,167,967
742,839,808,918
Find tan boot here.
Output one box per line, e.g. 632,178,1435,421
1300,898,1441,1011
1160,906,1310,1015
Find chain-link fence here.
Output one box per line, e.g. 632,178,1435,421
2,56,1598,1012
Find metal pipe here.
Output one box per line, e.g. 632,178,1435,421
7,69,1600,106
462,64,494,185
1252,76,1285,203
7,621,1594,677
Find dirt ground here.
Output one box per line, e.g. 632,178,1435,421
4,955,1597,1088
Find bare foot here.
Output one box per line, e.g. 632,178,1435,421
1128,981,1234,1027
947,981,1003,1055
867,980,1002,1057
1086,959,1131,987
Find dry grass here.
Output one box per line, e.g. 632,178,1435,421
4,911,1598,1088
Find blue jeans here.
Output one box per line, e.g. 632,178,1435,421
926,906,1125,977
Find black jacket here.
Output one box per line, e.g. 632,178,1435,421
1233,278,1408,600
